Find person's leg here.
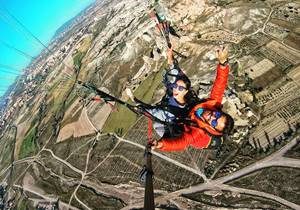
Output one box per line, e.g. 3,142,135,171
153,122,165,137
146,108,175,137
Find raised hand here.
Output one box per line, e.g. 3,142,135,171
216,46,229,65
151,140,163,150
167,47,174,65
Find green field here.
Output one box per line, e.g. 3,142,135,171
19,127,38,159
102,70,163,135
73,51,85,70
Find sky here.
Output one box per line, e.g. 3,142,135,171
0,0,95,97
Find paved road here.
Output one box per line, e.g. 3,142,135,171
43,149,83,175
123,137,300,210
1,115,298,210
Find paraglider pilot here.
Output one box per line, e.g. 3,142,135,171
152,46,234,151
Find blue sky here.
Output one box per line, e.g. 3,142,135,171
0,0,95,96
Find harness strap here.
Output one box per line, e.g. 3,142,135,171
146,113,153,143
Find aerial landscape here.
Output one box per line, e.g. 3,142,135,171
0,0,299,209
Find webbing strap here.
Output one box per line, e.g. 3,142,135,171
147,114,153,143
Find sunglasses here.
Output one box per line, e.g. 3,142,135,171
195,108,222,128
171,83,187,91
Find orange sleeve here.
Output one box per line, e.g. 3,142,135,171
158,126,211,151
158,126,194,151
209,64,229,104
159,134,190,151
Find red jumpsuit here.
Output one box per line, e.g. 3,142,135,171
159,64,230,151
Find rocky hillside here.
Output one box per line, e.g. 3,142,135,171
0,0,299,209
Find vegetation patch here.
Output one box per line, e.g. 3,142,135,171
48,78,74,115
229,167,300,205
76,186,125,209
0,138,14,171
134,69,164,103
92,17,108,38
284,133,300,159
73,51,85,70
17,198,33,210
64,89,79,111
19,127,38,159
101,104,137,135
74,36,92,70
102,70,163,134
35,166,76,203
183,189,285,209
